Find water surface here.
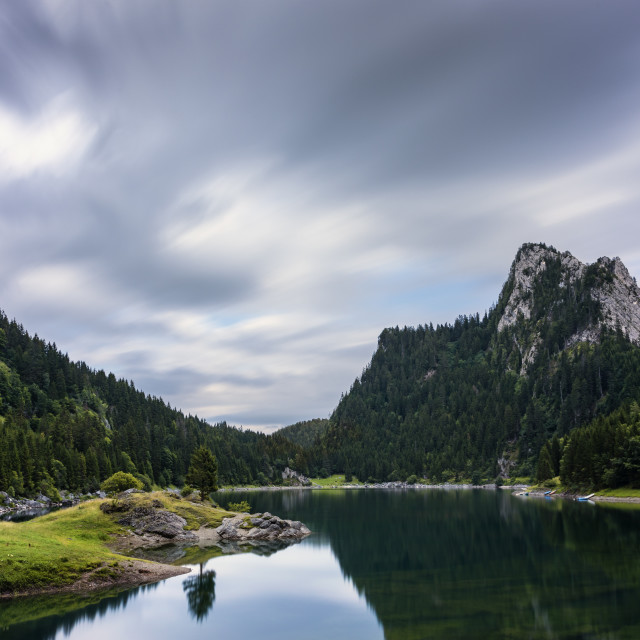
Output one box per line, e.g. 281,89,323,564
0,506,65,522
3,489,640,639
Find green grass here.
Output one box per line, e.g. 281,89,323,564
527,476,562,491
310,475,363,487
0,501,124,594
0,491,235,595
505,477,533,486
595,487,640,498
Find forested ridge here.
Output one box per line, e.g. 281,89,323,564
0,310,301,498
306,244,640,487
4,244,640,497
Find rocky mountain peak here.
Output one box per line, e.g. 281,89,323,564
497,243,640,371
497,244,584,332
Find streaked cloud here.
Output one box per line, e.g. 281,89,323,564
1,0,640,430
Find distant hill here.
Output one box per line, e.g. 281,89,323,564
309,243,640,487
277,418,330,449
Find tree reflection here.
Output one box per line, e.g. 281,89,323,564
183,564,216,622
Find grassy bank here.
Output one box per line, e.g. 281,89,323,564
523,477,640,500
594,487,640,498
310,474,362,487
0,501,123,595
0,492,233,597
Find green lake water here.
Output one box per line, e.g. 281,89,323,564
3,489,640,639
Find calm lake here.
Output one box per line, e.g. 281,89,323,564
3,488,640,639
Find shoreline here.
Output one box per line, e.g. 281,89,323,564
0,560,190,600
219,482,640,503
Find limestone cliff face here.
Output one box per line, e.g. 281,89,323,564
591,256,640,344
497,243,640,371
497,245,584,332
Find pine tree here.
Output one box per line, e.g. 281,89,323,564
536,445,554,482
186,447,219,500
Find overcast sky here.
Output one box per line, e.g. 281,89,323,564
2,1,640,432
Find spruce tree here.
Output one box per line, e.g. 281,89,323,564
186,447,219,500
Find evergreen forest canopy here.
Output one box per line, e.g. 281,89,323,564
0,310,303,498
278,418,330,449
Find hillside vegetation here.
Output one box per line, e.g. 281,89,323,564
306,244,640,487
0,312,302,497
278,418,330,449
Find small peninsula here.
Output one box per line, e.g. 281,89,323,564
0,491,310,599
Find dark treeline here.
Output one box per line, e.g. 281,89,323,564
0,311,301,497
278,418,330,449
306,246,640,484
543,401,640,489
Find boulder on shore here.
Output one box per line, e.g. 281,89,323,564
216,511,311,541
115,506,197,541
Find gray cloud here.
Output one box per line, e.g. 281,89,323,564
2,0,640,428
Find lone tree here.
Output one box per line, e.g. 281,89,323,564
186,446,219,500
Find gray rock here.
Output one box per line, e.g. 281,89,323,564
117,506,196,540
497,245,640,374
281,467,311,486
216,513,311,542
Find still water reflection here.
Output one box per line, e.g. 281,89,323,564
3,489,640,639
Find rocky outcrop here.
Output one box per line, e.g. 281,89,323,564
498,245,586,332
100,496,198,544
588,256,640,344
497,244,640,372
116,506,197,541
216,512,311,541
281,467,311,486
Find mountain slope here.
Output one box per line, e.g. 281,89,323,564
0,312,301,497
312,243,640,483
277,418,330,448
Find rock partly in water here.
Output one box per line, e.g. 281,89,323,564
216,512,311,541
